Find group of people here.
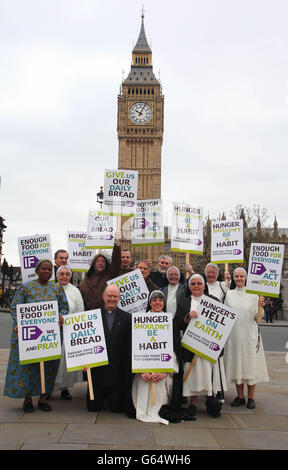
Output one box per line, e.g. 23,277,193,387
4,244,269,423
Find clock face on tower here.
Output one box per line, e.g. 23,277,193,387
129,102,152,125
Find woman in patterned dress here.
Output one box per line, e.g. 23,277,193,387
4,260,69,412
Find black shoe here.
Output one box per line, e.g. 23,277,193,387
23,398,34,413
216,391,225,403
247,398,256,409
61,389,72,400
231,397,245,407
38,394,52,412
187,404,197,417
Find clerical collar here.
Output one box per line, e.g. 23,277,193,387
104,307,115,314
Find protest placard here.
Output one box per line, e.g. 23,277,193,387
211,219,244,264
181,295,238,364
132,312,174,373
171,203,203,254
103,169,138,216
131,199,164,246
107,269,149,314
246,243,284,298
85,208,116,249
67,231,97,271
18,234,54,283
17,301,61,364
63,310,108,372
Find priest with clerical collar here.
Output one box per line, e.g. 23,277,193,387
86,285,133,416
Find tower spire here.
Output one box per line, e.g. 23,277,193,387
133,7,151,54
123,9,159,85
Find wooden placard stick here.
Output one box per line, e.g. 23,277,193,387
40,361,46,394
151,382,156,406
186,253,190,279
225,263,229,288
183,355,197,382
257,295,264,325
86,367,94,400
117,215,122,236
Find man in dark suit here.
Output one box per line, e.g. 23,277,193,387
86,285,132,414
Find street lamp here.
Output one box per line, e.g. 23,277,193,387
96,186,104,209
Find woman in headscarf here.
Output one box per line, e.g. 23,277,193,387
4,259,69,412
224,267,268,409
175,274,227,417
79,242,121,311
160,266,185,319
132,290,184,424
54,266,85,400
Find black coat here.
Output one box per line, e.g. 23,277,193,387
174,292,219,363
160,283,186,311
90,307,132,388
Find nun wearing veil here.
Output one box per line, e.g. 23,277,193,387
204,263,230,401
175,274,227,418
224,267,268,409
54,266,85,400
204,263,230,303
131,291,188,424
160,266,185,319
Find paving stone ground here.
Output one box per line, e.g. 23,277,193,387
0,349,287,452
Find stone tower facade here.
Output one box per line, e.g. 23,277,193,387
117,13,166,264
117,13,164,200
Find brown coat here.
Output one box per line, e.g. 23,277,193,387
79,245,121,310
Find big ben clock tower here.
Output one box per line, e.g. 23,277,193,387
117,12,164,200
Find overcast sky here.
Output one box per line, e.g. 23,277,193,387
1,0,288,266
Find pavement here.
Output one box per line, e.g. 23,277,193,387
0,333,288,453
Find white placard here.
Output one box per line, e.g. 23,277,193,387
211,219,244,263
131,199,164,246
63,310,108,372
171,202,203,254
85,208,116,249
107,269,149,314
18,234,54,283
246,243,284,298
67,231,97,272
181,295,238,364
132,311,174,373
103,169,138,216
17,301,61,364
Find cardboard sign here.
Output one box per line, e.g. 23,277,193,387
132,312,174,373
85,209,116,249
67,231,97,272
63,310,108,371
131,199,164,246
181,295,238,364
103,169,138,216
211,219,244,263
171,203,203,254
17,301,61,364
108,269,149,314
18,234,54,283
246,243,284,298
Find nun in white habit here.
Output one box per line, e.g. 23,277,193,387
204,263,230,303
132,291,182,425
224,267,268,409
160,266,185,319
54,266,85,399
175,274,227,416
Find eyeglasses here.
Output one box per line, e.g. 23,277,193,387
190,282,203,286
